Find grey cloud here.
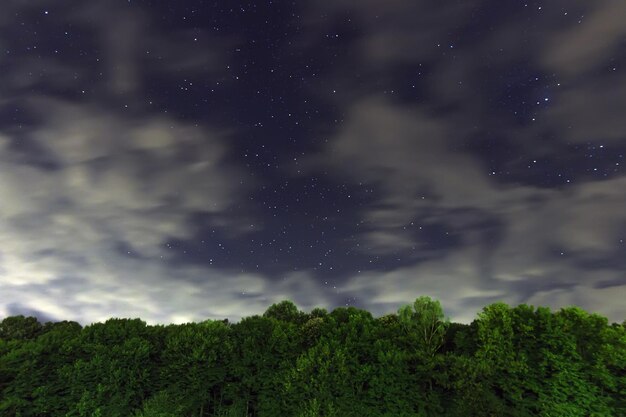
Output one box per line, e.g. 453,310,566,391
361,230,416,255
2,96,247,254
526,283,626,324
304,0,472,66
72,3,231,96
0,94,265,324
489,176,626,286
0,261,334,326
316,97,625,323
148,29,234,75
319,97,503,238
542,1,626,78
338,248,506,324
423,5,626,150
299,0,626,321
1,0,624,326
5,303,58,323
0,1,293,326
540,73,626,143
0,1,231,98
340,241,625,324
0,92,338,325
1,58,83,94
96,6,146,96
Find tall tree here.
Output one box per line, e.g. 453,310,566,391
61,319,154,417
398,296,449,358
0,316,43,341
133,391,184,417
160,320,230,416
263,300,306,324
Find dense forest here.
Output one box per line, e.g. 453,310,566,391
1,297,624,416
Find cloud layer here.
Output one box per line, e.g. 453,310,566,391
0,0,624,324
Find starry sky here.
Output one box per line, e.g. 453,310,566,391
0,0,624,325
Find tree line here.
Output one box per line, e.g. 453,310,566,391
0,297,624,416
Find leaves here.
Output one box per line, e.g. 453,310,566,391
398,296,449,358
0,299,623,416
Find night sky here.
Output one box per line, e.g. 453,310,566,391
1,0,624,325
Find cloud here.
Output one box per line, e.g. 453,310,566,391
337,243,517,324
538,73,626,144
295,0,626,322
315,97,625,323
1,0,624,326
542,1,626,79
0,0,313,326
0,93,262,324
303,0,472,66
4,96,246,246
315,97,506,251
0,253,334,326
526,284,626,323
0,1,232,98
341,255,626,324
0,261,271,325
74,3,230,95
5,303,58,323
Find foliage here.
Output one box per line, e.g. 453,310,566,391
398,296,449,357
0,298,624,416
263,300,305,324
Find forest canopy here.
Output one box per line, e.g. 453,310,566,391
1,298,625,417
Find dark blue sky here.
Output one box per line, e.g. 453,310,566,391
0,0,624,325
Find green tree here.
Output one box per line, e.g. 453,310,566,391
367,338,414,416
473,302,528,415
263,300,306,324
397,296,448,357
395,298,448,413
0,316,43,341
0,340,40,417
0,298,623,416
282,339,344,416
0,320,83,417
309,307,328,319
160,320,230,416
604,322,626,413
284,308,381,416
32,321,82,416
534,307,616,415
225,315,287,416
301,317,325,349
62,319,154,417
133,391,184,417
